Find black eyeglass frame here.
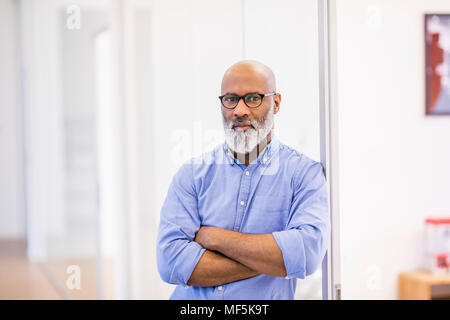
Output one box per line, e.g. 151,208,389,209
218,92,277,109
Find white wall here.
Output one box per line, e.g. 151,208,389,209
336,0,450,299
0,0,25,239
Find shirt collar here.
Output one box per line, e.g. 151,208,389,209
222,134,279,167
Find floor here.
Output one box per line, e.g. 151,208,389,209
0,239,114,300
0,239,62,299
46,257,114,299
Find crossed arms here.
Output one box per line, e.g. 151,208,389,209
187,226,286,287
156,161,330,287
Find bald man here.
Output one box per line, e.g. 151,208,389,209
156,60,330,300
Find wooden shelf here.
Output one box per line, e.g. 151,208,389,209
398,270,450,300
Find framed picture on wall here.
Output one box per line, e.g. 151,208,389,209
425,14,450,115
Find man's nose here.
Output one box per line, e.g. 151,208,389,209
233,97,250,118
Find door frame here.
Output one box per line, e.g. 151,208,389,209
318,0,341,300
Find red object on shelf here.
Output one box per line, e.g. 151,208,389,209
425,218,450,225
436,254,448,268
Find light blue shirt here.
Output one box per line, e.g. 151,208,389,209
156,135,330,300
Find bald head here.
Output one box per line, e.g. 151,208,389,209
221,60,276,95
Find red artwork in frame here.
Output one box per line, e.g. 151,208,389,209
425,14,450,115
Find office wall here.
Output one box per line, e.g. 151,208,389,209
0,0,25,238
336,0,450,299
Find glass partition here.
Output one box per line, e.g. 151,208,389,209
21,0,328,300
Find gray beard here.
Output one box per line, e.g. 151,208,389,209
222,107,274,154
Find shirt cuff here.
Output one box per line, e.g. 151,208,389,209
175,241,207,285
272,229,306,279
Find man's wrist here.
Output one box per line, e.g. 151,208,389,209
208,227,225,251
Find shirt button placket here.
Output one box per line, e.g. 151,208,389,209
216,285,225,299
236,168,252,232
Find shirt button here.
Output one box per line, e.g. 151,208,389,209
240,201,245,206
263,157,268,163
218,286,223,291
245,171,250,176
285,276,291,280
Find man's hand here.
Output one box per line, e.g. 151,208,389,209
194,225,287,277
188,226,261,286
194,226,220,250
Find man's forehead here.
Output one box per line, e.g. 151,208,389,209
221,69,272,94
221,78,268,94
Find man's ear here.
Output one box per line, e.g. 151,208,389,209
273,93,281,115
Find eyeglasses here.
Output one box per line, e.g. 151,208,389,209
219,92,276,109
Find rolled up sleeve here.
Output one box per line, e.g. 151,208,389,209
156,162,206,285
272,161,330,279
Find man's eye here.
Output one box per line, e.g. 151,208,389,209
247,95,260,102
224,96,238,102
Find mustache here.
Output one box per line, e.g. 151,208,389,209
224,119,259,129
